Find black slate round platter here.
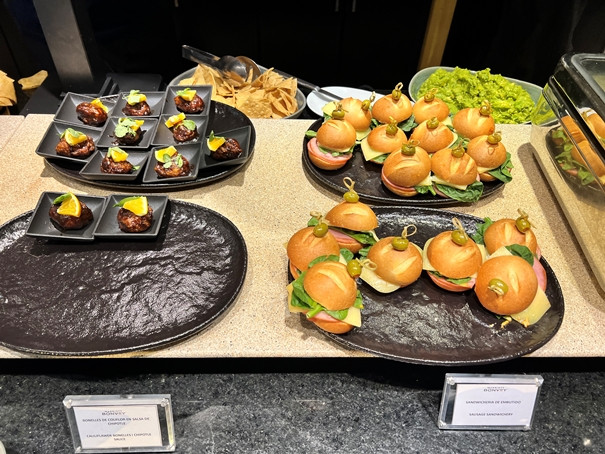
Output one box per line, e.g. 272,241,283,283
0,200,247,356
302,119,505,206
303,206,564,365
44,101,256,191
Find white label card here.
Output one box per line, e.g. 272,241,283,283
74,405,162,449
63,394,175,453
438,374,543,430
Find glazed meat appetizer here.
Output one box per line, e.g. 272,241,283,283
113,117,144,145
55,128,96,158
76,98,108,126
154,146,191,178
114,196,153,233
121,90,151,116
49,192,93,230
101,147,137,174
174,88,205,114
165,113,198,143
207,130,243,161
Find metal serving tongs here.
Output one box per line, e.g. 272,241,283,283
182,45,341,100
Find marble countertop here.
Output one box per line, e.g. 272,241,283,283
0,114,604,360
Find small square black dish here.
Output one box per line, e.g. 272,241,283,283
26,192,106,241
54,92,117,128
35,121,103,164
113,90,166,117
152,114,208,146
162,85,213,116
94,194,168,239
78,149,148,181
143,144,201,183
199,125,252,168
97,117,158,149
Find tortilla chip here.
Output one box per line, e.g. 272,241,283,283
178,63,298,118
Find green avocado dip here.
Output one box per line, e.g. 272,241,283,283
417,67,535,124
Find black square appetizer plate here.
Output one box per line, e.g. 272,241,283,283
200,125,252,168
97,117,158,149
152,114,208,146
26,192,106,241
35,121,103,164
54,92,117,128
94,194,168,239
143,143,202,183
79,149,149,181
162,84,212,116
113,90,166,117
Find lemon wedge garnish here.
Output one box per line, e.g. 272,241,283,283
63,128,88,146
165,112,186,128
177,88,196,101
54,192,81,217
207,130,225,151
114,196,148,216
107,147,128,162
154,146,177,162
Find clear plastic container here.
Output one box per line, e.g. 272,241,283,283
531,53,605,291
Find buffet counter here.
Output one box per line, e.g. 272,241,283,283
0,114,604,360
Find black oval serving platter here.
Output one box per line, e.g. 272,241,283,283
302,119,505,206
297,206,564,366
0,200,247,356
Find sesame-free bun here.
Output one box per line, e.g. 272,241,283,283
409,118,455,153
466,133,507,181
381,145,431,196
483,219,538,255
340,97,372,132
585,112,605,139
325,201,378,232
363,123,407,156
303,261,357,311
452,106,495,139
426,231,483,279
287,226,341,278
367,237,423,287
316,119,357,152
431,147,478,186
412,93,450,124
372,93,412,124
474,255,538,315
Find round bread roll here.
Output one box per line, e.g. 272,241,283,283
340,97,372,132
452,105,495,139
466,133,507,181
570,140,605,181
367,237,423,287
372,93,412,124
426,231,483,279
287,226,341,278
483,218,538,255
364,123,407,155
431,147,478,186
409,118,455,153
412,92,450,124
316,118,357,151
381,144,431,196
475,255,538,315
304,261,357,311
325,201,378,232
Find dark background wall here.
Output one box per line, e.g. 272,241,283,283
1,0,605,112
